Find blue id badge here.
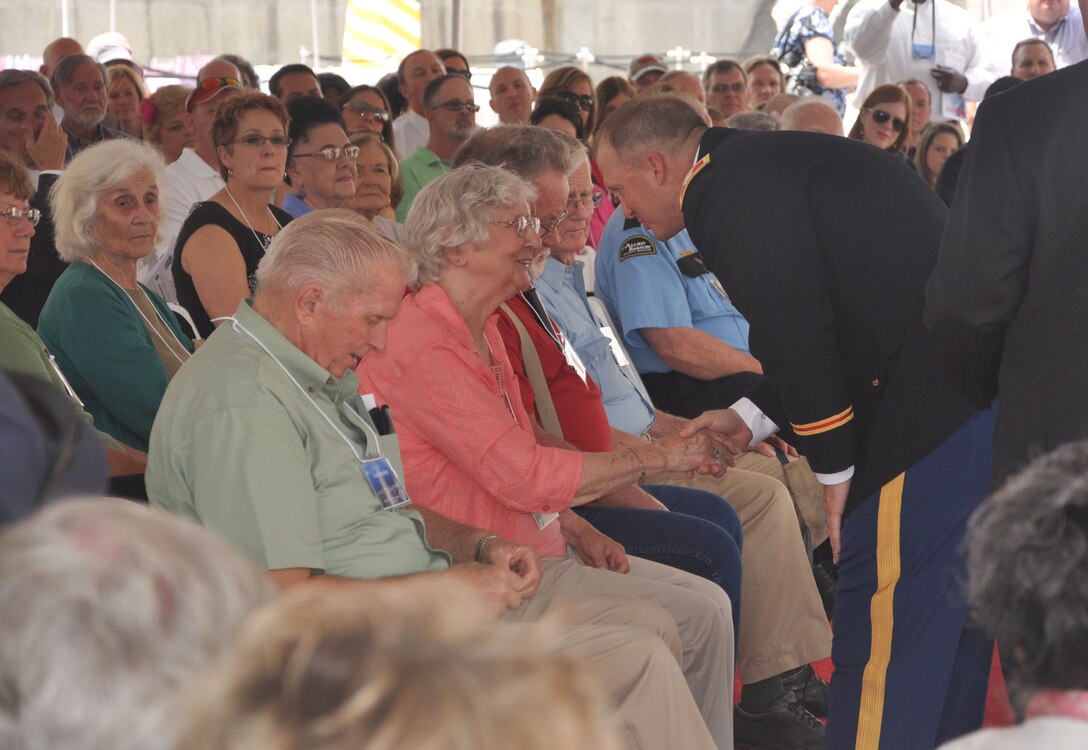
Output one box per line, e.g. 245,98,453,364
362,456,411,510
911,43,935,60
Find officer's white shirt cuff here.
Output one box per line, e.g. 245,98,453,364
814,466,855,486
730,397,779,446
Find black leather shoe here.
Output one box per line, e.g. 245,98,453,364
782,665,830,718
735,691,826,749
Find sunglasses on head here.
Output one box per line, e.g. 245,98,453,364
867,108,906,133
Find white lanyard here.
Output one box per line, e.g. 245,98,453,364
87,259,189,367
224,187,284,251
228,316,382,461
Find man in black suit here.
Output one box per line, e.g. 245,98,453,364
926,55,1088,486
595,94,994,750
0,70,67,327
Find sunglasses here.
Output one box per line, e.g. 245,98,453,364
433,100,480,113
867,108,907,133
554,91,595,112
196,76,242,92
344,101,390,121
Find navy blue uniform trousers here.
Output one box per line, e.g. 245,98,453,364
827,407,996,750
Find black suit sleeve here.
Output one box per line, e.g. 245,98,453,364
687,157,859,476
925,99,1030,407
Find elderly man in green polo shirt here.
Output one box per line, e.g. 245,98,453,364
147,209,734,750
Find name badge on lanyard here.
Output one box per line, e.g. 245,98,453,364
561,337,589,384
361,455,411,510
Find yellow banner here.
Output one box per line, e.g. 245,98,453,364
342,0,421,68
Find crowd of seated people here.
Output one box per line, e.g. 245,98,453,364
0,20,1084,749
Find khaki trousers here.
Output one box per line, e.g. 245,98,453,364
504,551,734,750
649,457,832,682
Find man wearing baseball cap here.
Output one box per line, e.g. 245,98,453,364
139,62,241,301
628,53,668,92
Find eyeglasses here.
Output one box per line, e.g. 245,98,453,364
489,215,541,237
0,205,40,227
540,209,568,235
432,100,480,113
554,91,594,112
867,108,907,133
711,82,746,94
567,189,606,211
344,101,390,121
292,145,361,161
230,134,292,148
446,67,472,81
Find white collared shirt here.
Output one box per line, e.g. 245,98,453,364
391,109,429,161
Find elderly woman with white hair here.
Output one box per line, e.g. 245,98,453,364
37,139,194,452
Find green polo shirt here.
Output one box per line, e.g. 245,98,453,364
147,300,451,578
396,146,451,222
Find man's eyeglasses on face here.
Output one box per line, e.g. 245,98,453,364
433,100,480,113
554,91,594,112
489,215,541,237
867,108,906,133
344,101,390,121
711,82,746,94
540,209,569,235
292,145,362,161
229,134,292,148
0,206,41,227
446,68,472,81
567,189,606,212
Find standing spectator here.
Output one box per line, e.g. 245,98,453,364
845,0,994,123
106,64,146,139
773,0,859,115
925,55,1088,486
981,0,1087,70
436,47,472,78
391,49,446,160
489,66,536,125
1010,38,1058,77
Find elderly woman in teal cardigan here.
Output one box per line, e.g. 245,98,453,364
38,140,194,452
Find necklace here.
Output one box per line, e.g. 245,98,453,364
224,185,283,251
87,259,190,367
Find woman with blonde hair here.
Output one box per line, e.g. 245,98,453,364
346,131,405,244
915,122,964,189
141,84,193,164
106,64,147,139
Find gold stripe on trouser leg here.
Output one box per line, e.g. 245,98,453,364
855,472,906,750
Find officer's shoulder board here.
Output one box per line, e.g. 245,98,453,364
618,234,657,262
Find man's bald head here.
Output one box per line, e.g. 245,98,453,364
197,57,242,83
40,37,83,78
780,98,843,136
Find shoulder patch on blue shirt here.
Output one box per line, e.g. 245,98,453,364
619,235,657,261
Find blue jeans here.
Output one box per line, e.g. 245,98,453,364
574,483,743,650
